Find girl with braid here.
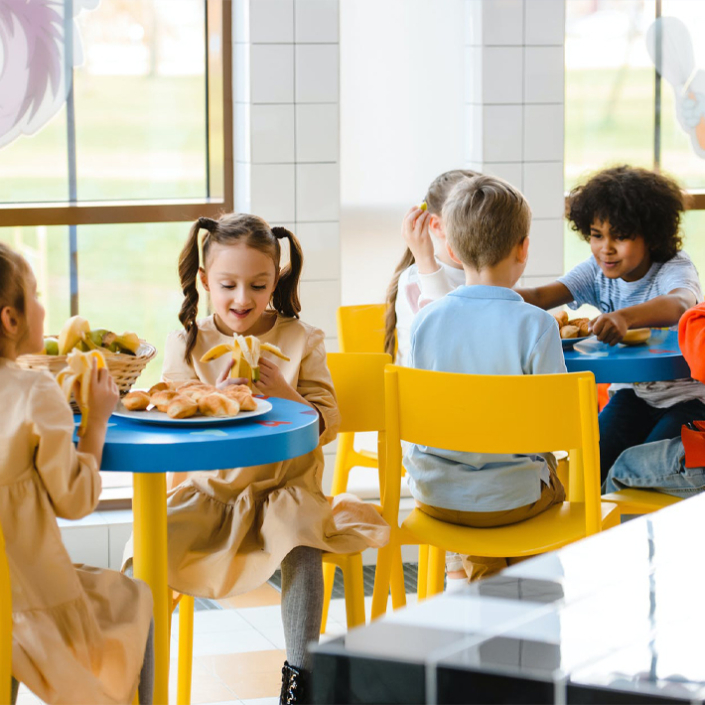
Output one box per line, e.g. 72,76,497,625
161,214,389,704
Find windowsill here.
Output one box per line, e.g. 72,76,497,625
97,486,133,512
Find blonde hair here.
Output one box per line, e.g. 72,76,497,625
384,169,480,357
0,243,30,348
443,175,531,270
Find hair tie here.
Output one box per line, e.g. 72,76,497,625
271,226,289,239
198,216,217,231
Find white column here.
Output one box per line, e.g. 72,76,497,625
464,0,566,285
232,0,341,347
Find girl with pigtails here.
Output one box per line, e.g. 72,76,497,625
160,214,389,703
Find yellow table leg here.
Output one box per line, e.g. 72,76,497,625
177,595,194,705
133,473,169,705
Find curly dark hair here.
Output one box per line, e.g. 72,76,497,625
567,165,687,263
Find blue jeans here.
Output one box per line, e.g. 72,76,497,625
604,437,705,498
598,389,705,481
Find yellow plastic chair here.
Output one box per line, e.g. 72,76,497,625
602,488,682,519
332,305,389,497
0,523,12,705
321,353,406,633
371,366,621,618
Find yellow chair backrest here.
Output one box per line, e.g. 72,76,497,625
0,522,12,705
383,366,601,535
327,353,392,433
337,305,388,353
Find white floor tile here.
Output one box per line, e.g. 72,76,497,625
241,698,280,705
237,605,283,630
191,629,275,657
258,625,287,650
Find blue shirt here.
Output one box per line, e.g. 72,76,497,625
558,251,703,313
404,285,566,512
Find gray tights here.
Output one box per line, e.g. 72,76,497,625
280,545,323,672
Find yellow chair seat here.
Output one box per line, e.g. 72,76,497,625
602,488,682,515
402,502,621,558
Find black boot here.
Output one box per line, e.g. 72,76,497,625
280,660,310,705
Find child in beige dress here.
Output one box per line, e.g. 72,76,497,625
0,244,154,705
161,214,389,703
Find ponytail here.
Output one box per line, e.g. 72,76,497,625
178,219,207,364
271,226,302,319
384,247,415,358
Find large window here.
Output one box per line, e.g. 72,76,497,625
0,0,233,497
565,0,705,274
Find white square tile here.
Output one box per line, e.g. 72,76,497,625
481,162,524,190
482,47,523,104
483,104,523,162
525,218,565,276
296,163,339,221
524,104,564,162
295,0,339,43
234,102,251,163
238,605,284,630
251,104,295,163
296,104,338,162
524,46,564,103
251,44,294,103
481,0,523,46
190,628,274,656
522,162,565,219
233,43,251,102
251,164,296,222
525,0,565,46
61,525,109,568
296,222,340,280
108,521,133,570
234,162,252,213
295,44,338,103
250,0,294,43
464,104,483,162
465,0,482,46
300,280,340,335
464,46,482,104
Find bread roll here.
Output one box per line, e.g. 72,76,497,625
622,328,651,345
578,321,590,337
148,382,169,395
560,325,579,339
151,390,179,412
568,318,589,328
222,385,257,411
167,395,199,419
180,384,216,402
199,392,240,417
123,391,150,411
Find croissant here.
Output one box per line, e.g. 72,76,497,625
148,382,170,395
552,311,569,328
180,384,217,402
222,385,257,411
123,390,150,411
151,390,179,412
560,325,579,339
167,395,199,419
198,392,240,417
578,321,590,337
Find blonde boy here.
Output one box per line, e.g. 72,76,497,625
405,175,566,581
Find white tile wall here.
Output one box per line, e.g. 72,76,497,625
234,162,252,213
524,46,565,104
525,218,565,277
233,0,249,44
482,47,523,104
523,104,564,162
250,44,295,103
525,0,565,46
250,164,296,222
464,0,483,47
249,0,294,43
296,222,340,281
234,102,251,163
480,0,524,46
295,44,339,102
233,43,251,102
522,161,565,219
296,104,338,162
61,525,109,567
250,104,296,163
296,163,340,221
295,0,339,43
464,104,483,162
464,46,483,104
483,104,523,162
300,280,340,334
481,162,524,190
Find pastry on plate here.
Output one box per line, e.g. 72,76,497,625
560,325,580,339
622,328,651,345
123,390,150,411
150,390,179,412
199,392,240,417
222,384,257,411
167,395,199,419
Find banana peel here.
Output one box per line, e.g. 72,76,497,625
56,349,107,436
57,318,140,356
200,335,290,386
58,316,90,355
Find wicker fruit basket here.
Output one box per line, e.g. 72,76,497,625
17,341,157,410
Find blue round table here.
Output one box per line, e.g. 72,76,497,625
563,330,691,383
79,397,318,705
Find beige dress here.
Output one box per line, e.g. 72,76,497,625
161,314,389,598
0,360,153,705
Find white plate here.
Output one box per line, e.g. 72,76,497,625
112,397,272,425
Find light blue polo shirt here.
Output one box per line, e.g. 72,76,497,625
404,285,566,512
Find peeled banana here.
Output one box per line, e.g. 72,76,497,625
56,349,107,435
200,335,290,385
58,316,90,355
55,317,140,356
